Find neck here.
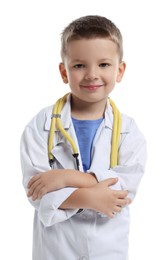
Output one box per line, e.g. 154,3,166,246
71,95,107,120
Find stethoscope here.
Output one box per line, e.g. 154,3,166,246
48,93,121,170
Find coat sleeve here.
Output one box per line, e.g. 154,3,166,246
20,111,79,227
88,118,147,201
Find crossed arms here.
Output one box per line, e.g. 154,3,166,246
27,169,131,218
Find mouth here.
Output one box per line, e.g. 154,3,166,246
80,84,103,91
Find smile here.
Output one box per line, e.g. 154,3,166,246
80,84,103,90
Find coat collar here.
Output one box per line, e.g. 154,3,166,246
44,93,130,134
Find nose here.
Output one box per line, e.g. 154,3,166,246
84,67,98,81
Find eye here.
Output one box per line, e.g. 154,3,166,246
99,63,111,68
73,64,85,69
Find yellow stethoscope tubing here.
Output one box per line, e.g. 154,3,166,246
109,99,122,167
48,94,121,169
48,94,79,165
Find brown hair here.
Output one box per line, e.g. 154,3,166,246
60,15,123,62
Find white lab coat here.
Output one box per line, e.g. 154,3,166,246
20,94,147,260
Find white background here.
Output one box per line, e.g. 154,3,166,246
0,0,167,259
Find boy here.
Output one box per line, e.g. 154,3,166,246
20,15,147,260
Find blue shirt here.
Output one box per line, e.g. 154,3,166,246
72,117,103,171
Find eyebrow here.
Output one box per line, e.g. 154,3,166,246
71,58,114,63
98,58,114,62
70,59,85,63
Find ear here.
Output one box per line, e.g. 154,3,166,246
116,61,126,83
59,62,68,84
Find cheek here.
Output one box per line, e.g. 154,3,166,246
110,69,120,81
105,72,116,83
68,71,82,83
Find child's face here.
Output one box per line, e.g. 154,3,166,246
59,38,125,104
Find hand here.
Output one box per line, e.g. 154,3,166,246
88,178,131,217
27,170,68,201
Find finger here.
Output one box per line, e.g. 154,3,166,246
27,179,41,197
114,190,129,199
126,198,132,205
37,187,48,200
28,175,41,189
114,206,122,213
105,177,118,187
116,198,130,207
31,183,45,201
